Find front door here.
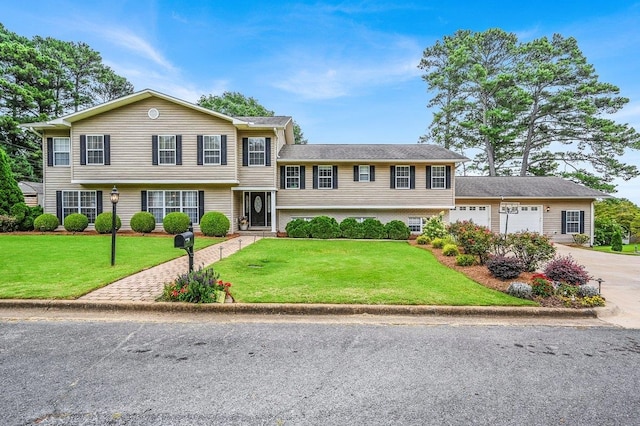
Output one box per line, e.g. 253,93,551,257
250,192,266,227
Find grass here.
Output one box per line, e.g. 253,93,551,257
213,239,535,306
0,234,222,299
593,244,640,255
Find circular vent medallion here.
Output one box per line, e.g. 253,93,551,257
148,108,159,119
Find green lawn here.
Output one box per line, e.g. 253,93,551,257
593,244,640,255
0,234,222,299
213,239,535,306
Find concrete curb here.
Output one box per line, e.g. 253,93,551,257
0,299,600,318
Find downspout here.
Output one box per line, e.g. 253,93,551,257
590,200,595,247
273,127,278,233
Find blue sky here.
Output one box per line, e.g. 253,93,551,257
4,1,640,203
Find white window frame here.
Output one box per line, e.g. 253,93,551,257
286,166,300,189
86,135,104,165
53,137,70,166
158,135,176,165
358,165,370,182
248,137,266,166
62,190,97,223
203,135,221,165
431,165,446,189
292,216,314,222
318,165,333,189
396,165,410,189
147,190,199,224
408,217,423,233
566,210,581,234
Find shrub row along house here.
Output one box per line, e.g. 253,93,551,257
22,89,609,243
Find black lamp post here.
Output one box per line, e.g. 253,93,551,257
110,186,119,266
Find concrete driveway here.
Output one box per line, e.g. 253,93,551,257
554,244,640,328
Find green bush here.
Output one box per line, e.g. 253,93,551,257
455,254,477,266
385,220,410,240
361,218,385,239
572,233,590,245
285,218,311,238
416,235,431,245
451,221,496,265
9,202,30,230
94,212,122,234
486,255,523,280
162,267,225,303
611,229,623,252
442,243,460,256
530,274,554,298
33,213,59,232
63,213,89,233
200,211,230,237
163,212,191,234
594,216,622,246
309,216,341,239
130,211,156,234
0,214,18,232
340,217,365,239
422,213,447,239
507,232,556,272
431,237,446,249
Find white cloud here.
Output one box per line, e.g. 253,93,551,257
97,27,177,73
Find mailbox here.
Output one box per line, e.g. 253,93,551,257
174,231,194,249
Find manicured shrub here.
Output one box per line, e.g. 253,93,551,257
442,243,460,256
385,220,410,240
486,255,523,280
94,212,122,234
451,220,496,264
33,213,59,232
416,235,431,245
422,213,447,239
163,212,191,234
200,211,230,237
130,211,156,234
507,282,533,299
455,254,477,266
507,232,556,272
611,229,623,252
340,217,364,239
361,218,385,239
10,202,31,231
309,216,341,239
572,233,590,246
578,285,600,298
543,255,590,286
530,273,554,298
63,213,88,233
285,218,311,238
431,237,446,249
0,215,18,232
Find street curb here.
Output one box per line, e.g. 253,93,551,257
0,299,600,318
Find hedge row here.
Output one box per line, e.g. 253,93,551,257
285,216,411,240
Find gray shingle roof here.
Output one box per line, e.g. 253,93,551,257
455,176,611,199
235,116,291,126
278,144,469,162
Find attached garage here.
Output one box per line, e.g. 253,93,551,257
449,205,491,227
499,205,543,234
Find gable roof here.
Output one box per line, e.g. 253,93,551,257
278,144,469,163
234,116,292,127
455,176,611,199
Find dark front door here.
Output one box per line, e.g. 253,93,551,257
250,192,266,227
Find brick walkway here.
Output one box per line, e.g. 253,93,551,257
79,235,262,302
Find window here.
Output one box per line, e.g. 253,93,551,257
318,165,333,189
147,190,199,224
62,190,97,223
431,165,446,189
158,135,176,165
408,217,423,233
86,135,104,165
565,210,581,234
292,216,314,222
359,165,370,182
396,166,410,189
203,135,221,165
286,166,300,189
53,138,70,166
249,137,266,166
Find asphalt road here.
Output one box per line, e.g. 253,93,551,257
2,317,640,425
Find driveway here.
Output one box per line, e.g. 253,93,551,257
554,244,640,328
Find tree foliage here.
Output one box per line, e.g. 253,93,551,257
0,146,24,215
198,91,308,144
418,29,640,192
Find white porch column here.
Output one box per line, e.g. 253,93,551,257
271,190,277,233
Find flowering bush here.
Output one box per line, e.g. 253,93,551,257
422,212,447,239
162,267,232,303
530,273,554,298
581,296,605,307
449,221,496,264
543,255,591,286
507,232,556,272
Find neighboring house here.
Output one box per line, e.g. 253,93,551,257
22,89,608,243
18,181,43,207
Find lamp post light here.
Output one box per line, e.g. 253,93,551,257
110,186,120,266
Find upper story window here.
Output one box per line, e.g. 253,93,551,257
53,138,70,166
318,165,333,189
86,135,104,165
395,165,410,189
249,137,266,166
286,166,300,189
158,135,176,165
431,165,446,189
203,135,221,165
359,165,370,182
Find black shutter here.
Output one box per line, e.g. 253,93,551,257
152,135,158,165
353,165,359,182
242,138,248,166
579,211,585,234
56,191,63,223
96,191,103,214
426,166,432,189
332,165,338,189
390,166,396,189
176,135,182,165
280,166,286,189
104,135,110,165
561,211,567,234
198,191,205,222
197,135,203,165
370,165,375,182
313,166,318,189
221,135,227,165
80,135,86,165
445,166,451,189
410,166,416,189
265,137,271,166
141,191,147,211
300,166,306,189
47,138,53,167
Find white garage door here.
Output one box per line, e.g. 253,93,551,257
500,205,542,234
449,205,491,227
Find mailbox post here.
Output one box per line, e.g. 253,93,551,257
174,224,195,273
